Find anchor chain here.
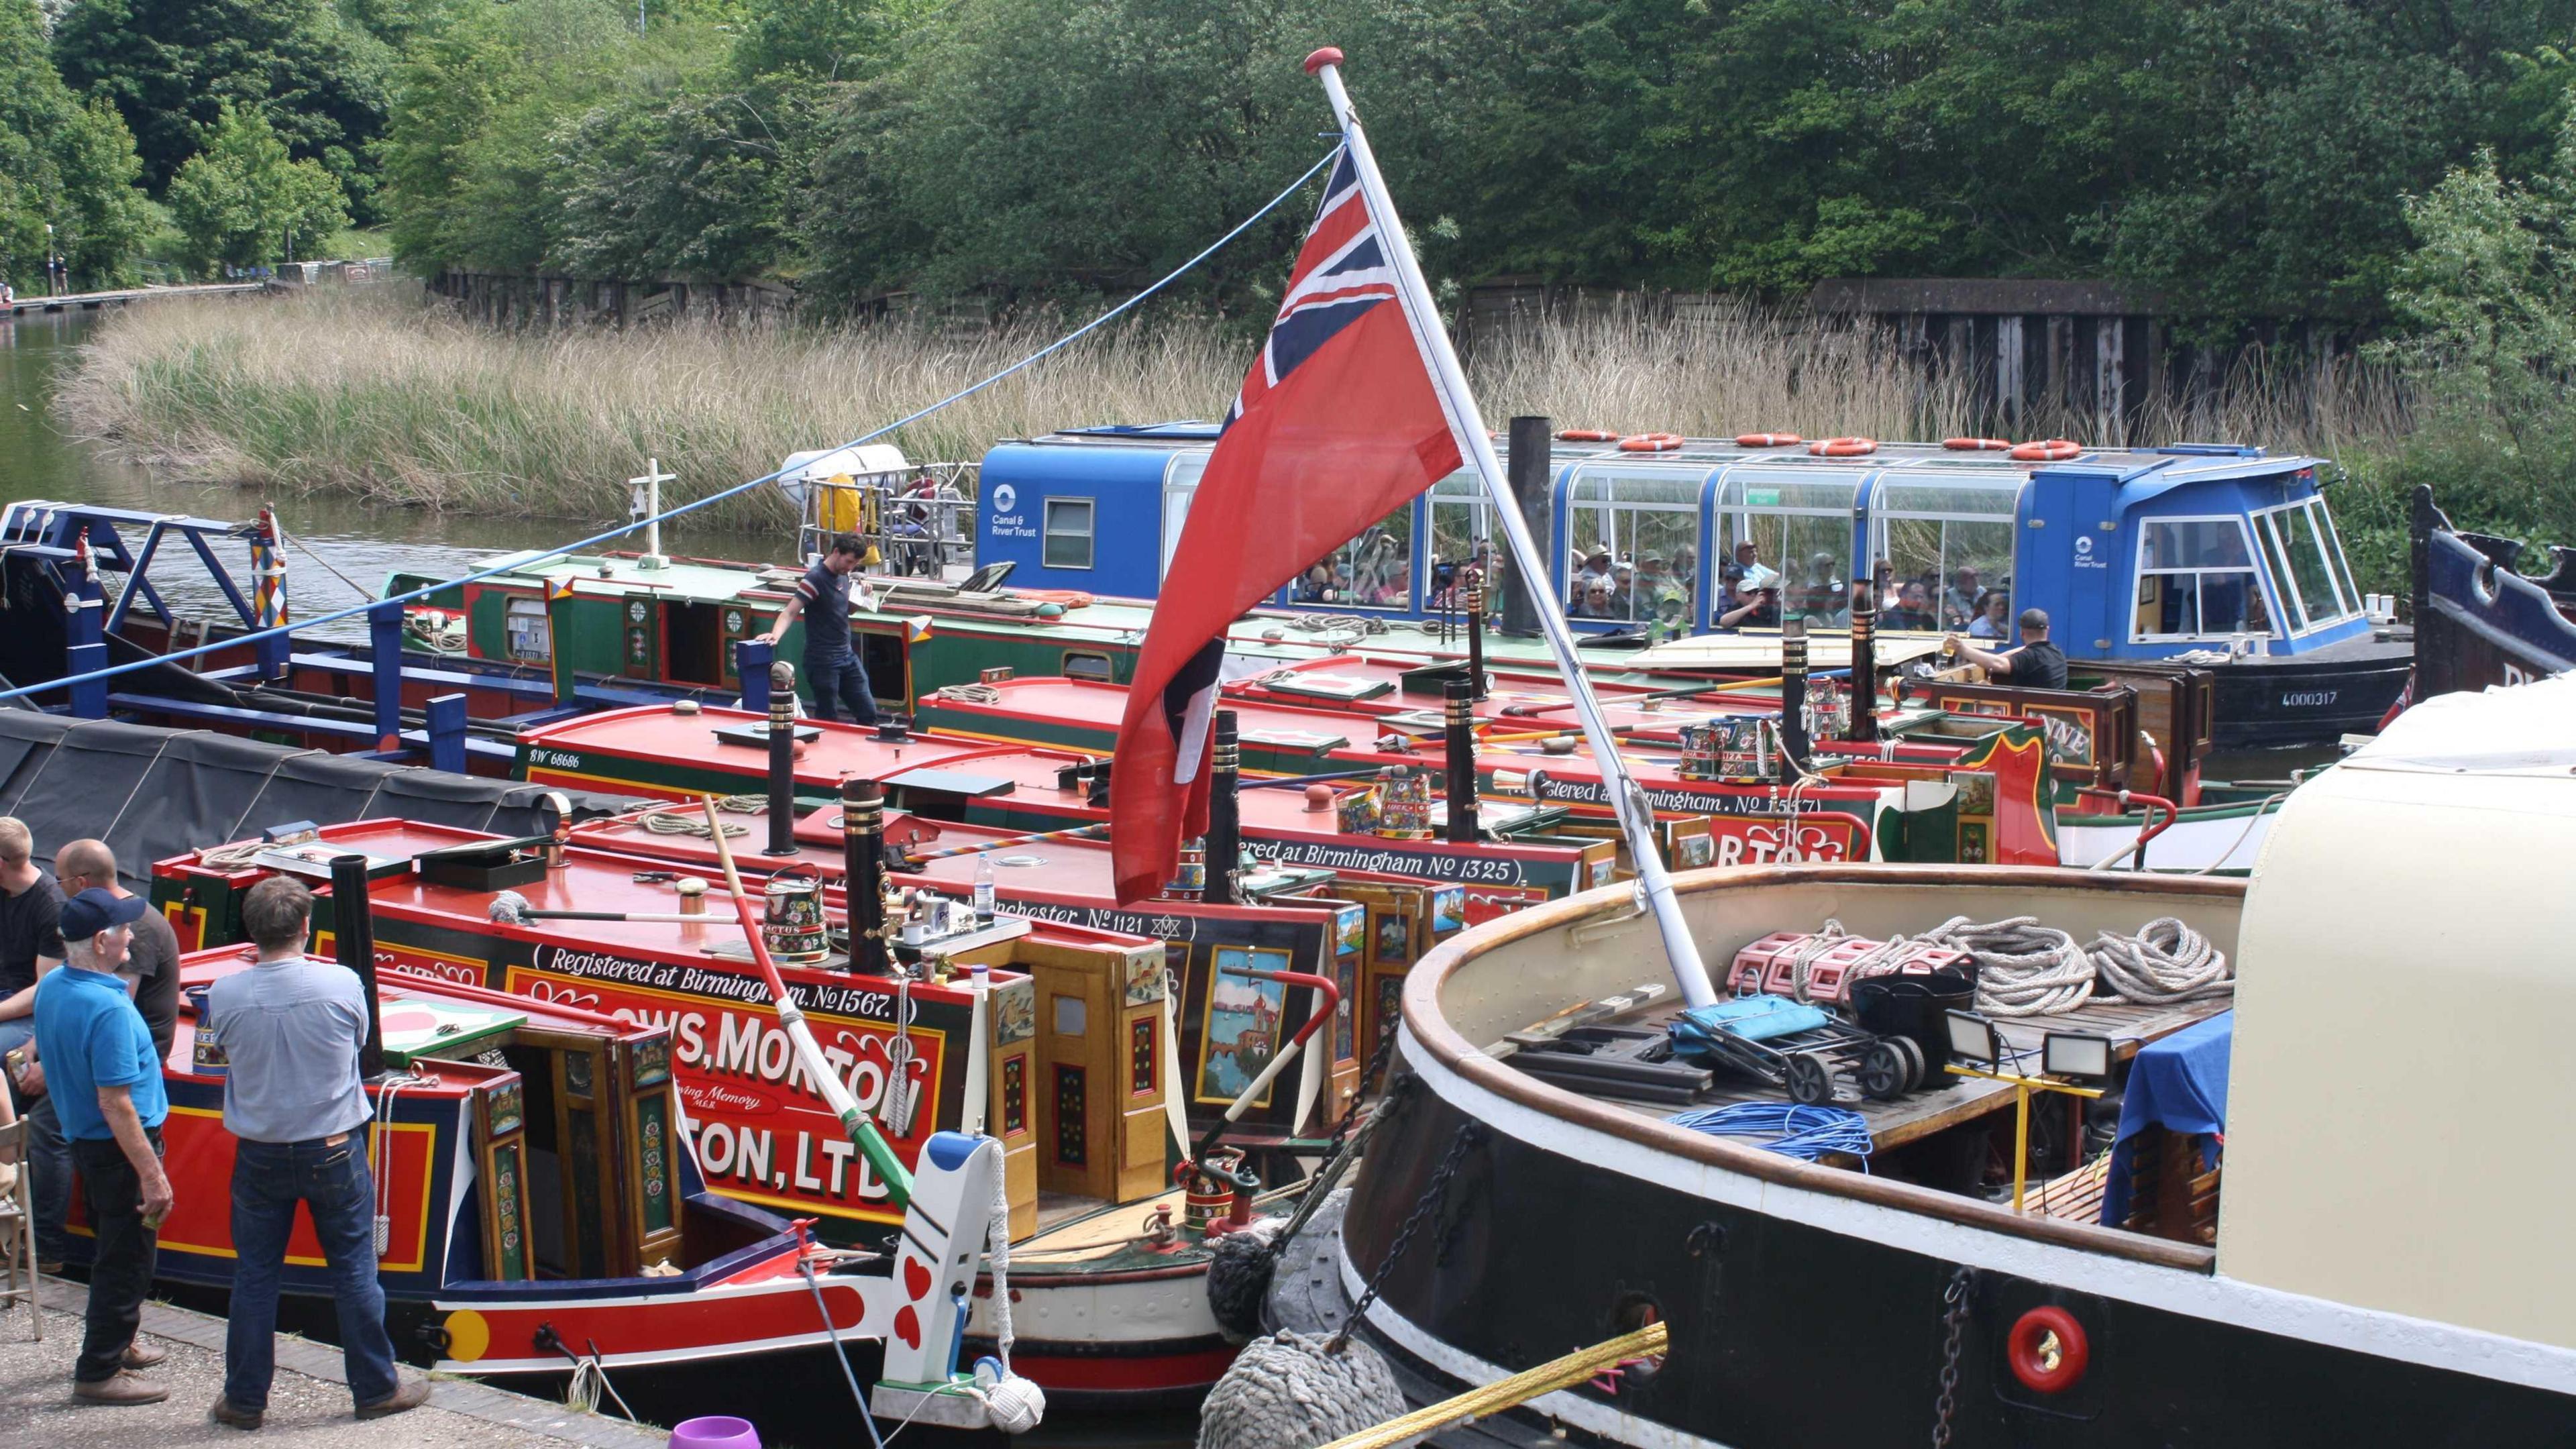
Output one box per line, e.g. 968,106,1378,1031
1328,1120,1482,1354
1930,1265,1977,1448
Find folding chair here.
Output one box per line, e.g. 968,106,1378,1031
0,1120,38,1339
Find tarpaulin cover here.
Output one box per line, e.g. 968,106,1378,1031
2101,1009,2233,1225
0,710,637,885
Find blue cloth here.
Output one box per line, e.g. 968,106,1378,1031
226,1136,401,1409
205,957,372,1144
31,966,166,1142
2101,1010,2233,1226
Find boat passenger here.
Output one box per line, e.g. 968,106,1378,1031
1721,539,1760,594
1296,562,1341,604
1944,565,1984,628
1968,588,2012,639
757,532,880,727
205,876,430,1428
1574,578,1618,619
0,816,66,1272
32,887,169,1405
1882,581,1939,631
1950,607,2070,690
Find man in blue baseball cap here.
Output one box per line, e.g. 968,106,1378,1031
33,885,170,1405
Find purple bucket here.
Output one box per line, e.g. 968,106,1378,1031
669,1417,759,1449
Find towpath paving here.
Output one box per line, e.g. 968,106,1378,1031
0,1276,663,1448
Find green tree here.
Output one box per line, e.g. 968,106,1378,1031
52,0,388,213
164,103,350,274
0,0,150,289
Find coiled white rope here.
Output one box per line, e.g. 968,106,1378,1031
639,794,765,836
1920,914,2096,1017
2088,916,2233,1005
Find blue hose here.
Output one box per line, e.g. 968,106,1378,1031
1665,1102,1876,1165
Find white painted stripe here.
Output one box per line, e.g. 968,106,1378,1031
1401,1036,2576,1397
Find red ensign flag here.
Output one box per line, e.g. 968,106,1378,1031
1110,151,1464,902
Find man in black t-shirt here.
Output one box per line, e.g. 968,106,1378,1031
0,818,66,1267
757,533,880,725
1950,607,2070,691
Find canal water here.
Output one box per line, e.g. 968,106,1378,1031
7,308,1197,1447
0,310,787,641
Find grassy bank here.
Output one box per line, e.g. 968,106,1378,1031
58,287,2443,591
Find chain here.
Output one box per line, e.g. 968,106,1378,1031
1931,1265,1976,1448
1328,1120,1481,1354
1326,1018,1401,1158
1269,1075,1409,1258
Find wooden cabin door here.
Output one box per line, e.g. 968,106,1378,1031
1030,961,1115,1202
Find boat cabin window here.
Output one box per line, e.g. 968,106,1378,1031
1870,478,2021,631
1297,501,1418,610
1159,451,1209,582
1043,498,1095,570
2252,498,2361,633
1713,476,1860,629
2133,516,2273,641
1562,466,1703,628
1426,470,1492,597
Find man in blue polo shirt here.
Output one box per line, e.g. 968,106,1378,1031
32,887,171,1405
757,531,881,725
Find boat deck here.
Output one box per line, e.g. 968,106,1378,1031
1505,990,2231,1155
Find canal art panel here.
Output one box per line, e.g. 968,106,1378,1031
1196,947,1291,1106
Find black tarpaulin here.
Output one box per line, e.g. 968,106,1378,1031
4,720,178,859
0,710,74,809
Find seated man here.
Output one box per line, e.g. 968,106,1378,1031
1949,607,2070,690
1880,581,1938,631
1717,576,1780,629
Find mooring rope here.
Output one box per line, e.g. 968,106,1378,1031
1314,1322,1670,1449
639,794,765,836
2087,916,2233,1005
1918,914,2096,1017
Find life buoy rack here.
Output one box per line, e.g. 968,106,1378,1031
1618,433,1686,453
1943,437,2012,451
2009,439,2084,462
1734,431,1802,447
2006,1305,2090,1394
1557,428,1619,442
1807,437,1878,458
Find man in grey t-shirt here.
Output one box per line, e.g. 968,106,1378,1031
203,876,425,1428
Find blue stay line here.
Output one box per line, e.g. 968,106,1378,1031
3,147,1344,706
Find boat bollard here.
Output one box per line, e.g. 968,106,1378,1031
1847,582,1879,743
843,778,890,975
1443,679,1480,843
764,662,798,856
1778,617,1810,777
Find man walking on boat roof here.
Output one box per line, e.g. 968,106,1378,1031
759,531,881,727
34,885,170,1405
205,876,429,1429
1950,607,2070,691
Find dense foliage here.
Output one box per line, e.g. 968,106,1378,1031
165,105,352,272
0,0,150,291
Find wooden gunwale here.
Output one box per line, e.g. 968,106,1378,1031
1398,862,2241,1273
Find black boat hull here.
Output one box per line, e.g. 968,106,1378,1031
1334,1053,2576,1448
2203,641,2411,749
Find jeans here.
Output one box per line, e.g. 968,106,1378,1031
66,1130,160,1385
0,1018,70,1263
802,651,879,726
225,1136,400,1410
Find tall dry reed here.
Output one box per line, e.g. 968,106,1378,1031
58,287,2412,534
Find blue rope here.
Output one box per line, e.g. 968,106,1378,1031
1665,1102,1876,1165
1,148,1344,706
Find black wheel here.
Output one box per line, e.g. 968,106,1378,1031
1786,1053,1834,1105
1891,1035,1928,1093
1860,1040,1911,1100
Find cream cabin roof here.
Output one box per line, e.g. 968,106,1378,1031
2220,672,2576,1347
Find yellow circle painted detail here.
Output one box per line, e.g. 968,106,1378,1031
443,1308,491,1364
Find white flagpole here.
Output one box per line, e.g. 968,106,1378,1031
1303,47,1718,1008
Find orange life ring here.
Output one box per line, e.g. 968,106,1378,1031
1617,433,1686,453
1556,428,1619,442
1807,437,1878,458
2006,1306,2090,1394
1012,588,1095,608
1944,437,2012,451
1734,431,1802,447
2009,439,2084,462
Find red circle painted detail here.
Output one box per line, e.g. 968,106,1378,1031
2006,1305,2090,1394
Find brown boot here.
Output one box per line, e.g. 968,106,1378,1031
73,1371,168,1405
354,1373,431,1419
122,1340,167,1370
209,1395,265,1430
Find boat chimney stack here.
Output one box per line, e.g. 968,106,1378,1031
764,661,798,856
842,779,890,975
329,854,387,1080
1847,582,1878,743
1778,618,1810,778
1500,417,1553,636
1444,678,1481,843
1202,710,1241,905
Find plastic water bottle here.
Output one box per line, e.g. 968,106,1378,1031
973,855,996,920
